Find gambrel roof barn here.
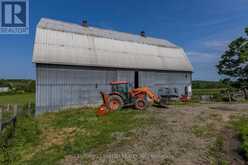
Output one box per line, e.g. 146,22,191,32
33,18,193,113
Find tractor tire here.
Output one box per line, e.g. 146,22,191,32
108,95,124,111
159,97,169,107
134,98,147,110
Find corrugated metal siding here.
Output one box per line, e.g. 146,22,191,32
36,64,192,113
139,71,192,96
36,64,135,113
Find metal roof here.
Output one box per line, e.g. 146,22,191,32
33,18,193,72
37,18,178,48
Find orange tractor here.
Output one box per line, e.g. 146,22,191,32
96,81,166,116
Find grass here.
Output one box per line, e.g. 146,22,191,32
0,107,153,165
231,116,248,159
0,93,35,105
193,88,225,96
208,135,228,165
192,124,214,137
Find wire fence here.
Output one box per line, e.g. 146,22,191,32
0,105,17,134
0,103,35,164
0,103,35,138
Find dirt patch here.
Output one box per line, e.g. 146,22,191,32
220,127,245,165
61,103,248,165
210,103,248,111
42,127,78,146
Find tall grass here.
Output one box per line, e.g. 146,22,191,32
231,116,248,159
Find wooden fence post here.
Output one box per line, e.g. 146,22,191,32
28,101,31,114
0,107,2,133
14,105,18,117
13,105,18,134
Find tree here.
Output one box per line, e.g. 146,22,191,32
217,27,248,99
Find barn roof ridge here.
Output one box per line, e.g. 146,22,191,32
33,18,193,72
38,18,178,49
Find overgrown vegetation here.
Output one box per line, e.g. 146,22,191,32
231,116,248,160
0,108,152,164
208,135,228,165
0,103,37,164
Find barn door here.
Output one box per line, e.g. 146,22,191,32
134,71,139,88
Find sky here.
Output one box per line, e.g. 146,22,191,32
0,0,248,80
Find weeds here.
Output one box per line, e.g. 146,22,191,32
231,116,248,159
0,115,40,164
208,135,229,165
192,123,215,138
1,108,152,164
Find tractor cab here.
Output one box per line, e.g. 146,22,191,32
111,81,129,93
110,81,132,104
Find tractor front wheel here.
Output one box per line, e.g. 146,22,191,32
134,98,147,110
108,95,124,111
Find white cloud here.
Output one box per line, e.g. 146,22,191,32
187,51,216,60
203,40,229,51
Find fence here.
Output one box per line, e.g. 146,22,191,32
0,103,34,134
0,105,17,134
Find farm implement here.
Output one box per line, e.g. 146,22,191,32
96,81,167,116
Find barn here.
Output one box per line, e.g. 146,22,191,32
32,18,193,113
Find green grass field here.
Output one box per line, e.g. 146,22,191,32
192,88,226,96
0,93,35,105
0,108,153,164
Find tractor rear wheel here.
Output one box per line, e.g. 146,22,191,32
108,95,124,111
134,98,147,110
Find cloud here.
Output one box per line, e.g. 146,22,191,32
203,40,229,51
187,51,216,61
